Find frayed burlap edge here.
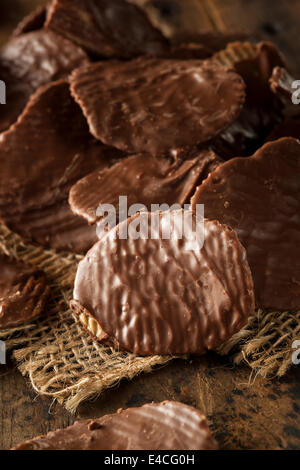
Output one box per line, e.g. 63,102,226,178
218,309,300,378
0,222,299,412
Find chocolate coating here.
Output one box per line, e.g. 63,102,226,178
0,254,50,329
270,66,295,101
0,30,88,132
12,5,48,37
0,80,124,253
70,58,245,156
212,42,285,158
14,401,218,450
69,150,223,225
192,137,300,310
71,210,254,355
46,0,168,59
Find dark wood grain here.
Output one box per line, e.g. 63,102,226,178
1,354,300,450
0,0,300,451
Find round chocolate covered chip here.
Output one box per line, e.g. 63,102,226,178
0,80,124,253
13,401,218,450
70,58,245,156
71,210,254,355
0,30,89,133
69,150,223,225
191,137,300,310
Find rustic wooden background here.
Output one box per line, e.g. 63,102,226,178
1,0,300,451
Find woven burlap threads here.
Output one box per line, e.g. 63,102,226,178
0,222,299,412
218,309,300,378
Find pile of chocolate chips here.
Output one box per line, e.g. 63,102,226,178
0,0,299,359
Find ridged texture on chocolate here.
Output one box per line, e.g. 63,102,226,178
0,254,50,329
45,0,168,58
12,5,48,37
70,58,245,156
211,42,285,158
0,29,88,133
192,137,300,310
69,150,223,225
14,401,218,450
0,80,124,253
71,210,254,355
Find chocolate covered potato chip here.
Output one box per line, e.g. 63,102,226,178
0,80,124,253
0,254,50,329
192,137,300,310
70,58,245,156
211,42,285,158
14,401,218,450
71,210,254,355
69,150,223,225
0,30,88,132
46,0,168,58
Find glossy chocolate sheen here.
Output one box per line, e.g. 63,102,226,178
0,30,88,133
71,210,254,355
192,137,300,310
70,58,245,157
0,80,124,253
69,150,223,225
14,401,218,450
211,42,285,158
0,254,50,329
270,66,295,101
46,0,168,58
12,5,48,37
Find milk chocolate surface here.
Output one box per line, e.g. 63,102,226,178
14,401,218,450
69,150,223,225
192,137,300,310
212,42,285,158
12,5,48,37
70,58,245,156
0,254,50,329
46,0,168,58
0,30,88,132
0,80,124,253
71,210,254,355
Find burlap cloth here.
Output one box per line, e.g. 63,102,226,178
0,221,299,413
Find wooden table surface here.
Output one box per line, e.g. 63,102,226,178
1,0,300,451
